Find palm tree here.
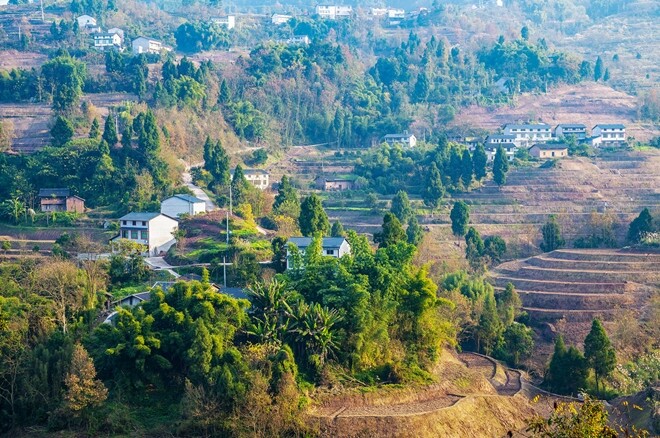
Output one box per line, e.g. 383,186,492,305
289,302,341,367
2,198,25,224
246,280,294,343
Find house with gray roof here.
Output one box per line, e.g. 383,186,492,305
555,124,587,140
161,194,206,218
591,124,626,146
38,188,85,213
382,131,417,147
286,237,351,269
503,123,552,145
110,212,178,255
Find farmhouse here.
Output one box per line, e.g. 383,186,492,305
486,134,517,147
382,131,417,147
316,176,355,191
93,32,122,50
315,5,353,19
161,194,206,218
503,123,552,145
111,212,178,255
108,27,125,38
241,169,270,190
76,14,97,28
38,188,85,213
213,15,236,29
592,124,626,146
285,35,311,46
272,14,293,25
286,237,351,269
555,124,587,140
484,145,516,162
132,37,170,55
387,8,405,25
528,143,568,159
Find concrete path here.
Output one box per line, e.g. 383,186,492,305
181,161,217,211
145,257,181,279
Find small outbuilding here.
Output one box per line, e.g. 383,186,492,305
528,143,568,159
161,194,206,218
38,188,85,213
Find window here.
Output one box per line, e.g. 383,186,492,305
132,221,137,226
552,151,556,157
122,230,129,238
326,249,334,256
131,230,138,239
142,221,147,226
122,221,126,225
141,230,149,240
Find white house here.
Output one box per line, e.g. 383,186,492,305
132,36,170,55
108,27,125,38
272,14,293,25
213,15,236,30
161,194,206,218
111,212,178,256
315,5,352,19
286,237,351,269
241,169,270,190
387,8,405,25
486,134,518,146
484,145,516,162
371,8,388,16
592,124,626,146
93,32,123,50
503,123,552,145
555,124,587,140
76,15,97,28
383,131,417,148
285,35,310,46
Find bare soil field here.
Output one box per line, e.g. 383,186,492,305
0,50,47,70
451,83,659,142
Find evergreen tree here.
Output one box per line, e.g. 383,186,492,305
218,78,230,103
521,26,530,41
584,318,616,393
51,115,74,147
594,56,604,81
450,201,470,237
493,146,509,186
373,213,406,249
330,220,345,237
465,227,485,271
204,138,230,188
627,208,654,243
484,235,507,265
406,216,423,246
545,335,588,395
62,344,108,415
273,175,300,218
502,322,534,366
603,68,610,82
88,117,100,139
390,190,412,223
579,60,593,80
423,163,444,210
460,149,473,188
412,71,430,103
497,282,521,327
102,114,118,145
298,194,330,237
121,126,132,150
473,143,488,181
231,165,250,206
540,215,565,252
476,291,502,355
448,147,462,186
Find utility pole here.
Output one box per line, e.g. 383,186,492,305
40,0,45,22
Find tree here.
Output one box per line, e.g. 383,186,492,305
63,344,108,415
545,335,588,395
423,163,444,210
41,54,86,112
594,56,604,81
540,215,565,252
390,190,412,223
88,118,100,139
330,220,345,237
493,146,509,186
204,138,231,188
497,282,522,327
373,213,406,249
298,194,330,237
475,291,502,355
51,116,74,147
37,260,83,334
527,396,618,438
460,149,473,188
484,236,507,265
627,208,654,243
273,175,299,217
231,165,252,207
603,68,610,81
584,318,616,393
2,198,25,224
406,216,423,246
502,322,534,366
521,26,530,41
465,227,485,271
448,148,462,186
450,201,470,237
412,71,430,103
102,114,118,145
472,144,488,181
579,60,593,80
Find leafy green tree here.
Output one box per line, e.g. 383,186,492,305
465,227,485,271
330,220,345,237
594,56,604,81
496,282,522,327
231,165,251,206
627,208,654,243
521,26,530,41
448,147,463,186
298,194,330,237
472,144,488,181
476,291,503,355
102,114,118,145
270,236,289,273
406,216,423,246
273,175,299,217
390,190,412,223
584,318,616,393
540,215,565,252
493,146,509,186
502,322,534,366
2,198,25,224
484,235,507,265
41,54,86,112
423,163,444,210
204,137,230,188
450,201,470,237
51,115,74,147
412,71,430,103
460,149,473,188
579,60,593,80
88,118,100,139
527,396,619,438
373,213,406,249
545,335,588,395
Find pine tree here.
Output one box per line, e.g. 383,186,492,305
603,68,610,81
594,56,604,81
497,282,521,327
218,78,230,103
448,147,462,186
298,194,330,237
390,190,412,223
423,163,444,210
102,114,118,145
465,226,485,271
484,235,507,265
231,165,250,206
406,216,423,246
584,318,616,393
373,213,406,249
273,175,300,218
521,26,530,41
450,201,470,237
413,71,430,103
88,117,100,139
627,208,654,243
204,138,230,188
476,291,502,355
121,126,132,150
473,143,488,181
493,146,508,186
460,149,473,188
540,215,565,252
330,220,345,237
51,115,74,147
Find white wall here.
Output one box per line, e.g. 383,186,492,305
161,197,206,218
148,215,178,255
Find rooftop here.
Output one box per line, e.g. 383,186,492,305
505,123,551,130
288,237,348,249
556,124,586,129
38,188,70,198
486,134,516,140
169,194,205,204
384,133,415,139
530,143,569,150
241,168,269,175
593,124,625,129
119,212,163,221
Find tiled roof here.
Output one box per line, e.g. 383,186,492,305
593,124,625,129
530,143,568,150
38,188,70,198
119,212,162,221
287,237,348,249
170,194,205,204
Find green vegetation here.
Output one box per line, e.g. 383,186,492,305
540,215,565,252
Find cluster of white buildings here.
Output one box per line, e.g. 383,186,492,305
315,5,353,19
75,15,125,51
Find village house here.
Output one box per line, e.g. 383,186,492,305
486,134,518,147
284,35,311,46
382,131,417,148
76,14,97,29
213,15,236,30
529,143,568,159
272,14,293,25
591,124,626,146
286,237,351,269
161,194,206,218
108,27,125,39
316,176,355,191
111,212,178,255
555,124,587,140
240,169,270,190
387,8,405,25
315,5,353,19
131,36,170,55
503,123,552,145
38,188,85,213
93,32,123,50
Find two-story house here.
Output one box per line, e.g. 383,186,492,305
555,124,587,140
272,14,293,25
213,15,236,30
76,14,97,29
503,123,552,146
592,124,626,146
38,188,85,213
382,131,417,148
111,212,178,255
132,36,171,55
315,5,352,19
93,32,123,50
241,169,270,190
286,237,351,269
161,194,206,218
